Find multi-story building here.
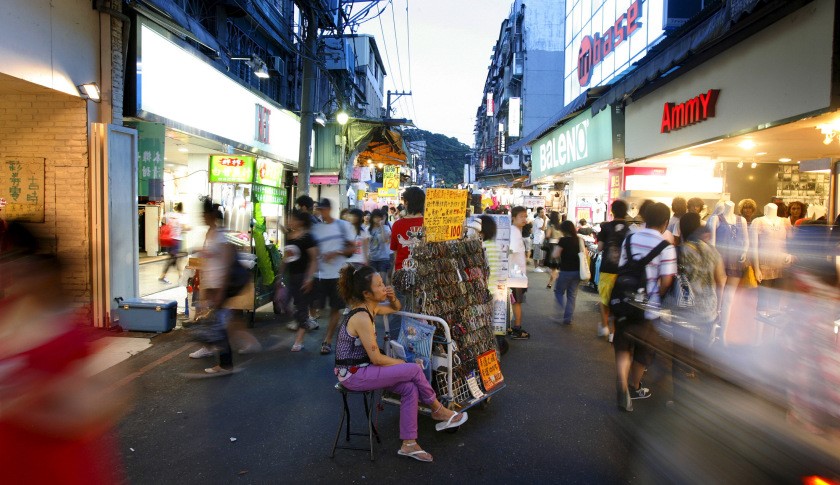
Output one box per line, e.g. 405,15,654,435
320,34,387,119
473,0,566,187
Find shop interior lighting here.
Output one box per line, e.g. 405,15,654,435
178,146,189,153
377,163,384,169
817,121,840,145
779,157,792,162
738,140,756,149
367,159,373,166
76,82,101,102
755,152,767,156
751,162,758,169
737,161,744,168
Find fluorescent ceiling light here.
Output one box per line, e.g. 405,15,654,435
738,140,756,149
178,146,189,153
779,157,792,162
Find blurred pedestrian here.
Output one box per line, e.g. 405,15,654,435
0,222,128,483
368,209,392,285
553,220,582,325
532,207,546,272
346,208,370,266
312,198,356,355
159,202,189,284
544,211,562,288
283,210,320,352
510,206,531,339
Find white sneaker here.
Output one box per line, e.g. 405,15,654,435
304,317,320,330
608,333,615,343
189,347,215,359
598,326,610,337
286,321,299,331
533,268,545,273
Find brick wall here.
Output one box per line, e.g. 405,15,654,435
0,93,91,310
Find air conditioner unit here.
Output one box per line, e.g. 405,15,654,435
272,57,286,74
502,154,520,170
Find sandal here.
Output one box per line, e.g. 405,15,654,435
435,411,468,431
510,327,531,340
397,442,433,463
320,342,332,355
291,343,304,352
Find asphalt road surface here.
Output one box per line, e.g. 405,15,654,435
112,279,647,484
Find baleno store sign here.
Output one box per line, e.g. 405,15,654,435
531,107,623,180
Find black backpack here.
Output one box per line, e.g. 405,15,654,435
602,221,630,271
609,234,670,322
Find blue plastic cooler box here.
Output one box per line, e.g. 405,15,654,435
116,298,177,333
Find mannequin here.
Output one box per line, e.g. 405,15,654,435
750,203,791,319
707,200,749,342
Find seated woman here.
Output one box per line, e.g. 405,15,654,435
334,265,468,462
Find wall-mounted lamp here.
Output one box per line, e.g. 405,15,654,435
231,55,270,79
336,111,350,125
76,83,101,102
314,112,326,126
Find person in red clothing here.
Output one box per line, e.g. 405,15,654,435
390,186,425,272
0,222,129,484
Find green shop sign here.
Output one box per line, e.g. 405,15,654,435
127,121,165,198
255,158,283,187
209,155,255,183
252,184,287,205
530,107,623,181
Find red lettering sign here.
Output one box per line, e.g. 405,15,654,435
255,104,271,144
578,0,643,87
660,89,720,133
219,158,245,167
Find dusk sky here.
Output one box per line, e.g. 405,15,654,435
357,0,513,146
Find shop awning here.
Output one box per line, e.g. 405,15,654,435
355,126,410,165
591,0,812,114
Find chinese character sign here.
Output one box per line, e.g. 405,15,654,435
0,157,45,222
209,155,255,184
477,349,504,392
255,158,282,187
133,122,165,199
423,188,468,243
381,165,400,197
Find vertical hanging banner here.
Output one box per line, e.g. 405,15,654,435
0,157,45,222
131,122,165,199
380,165,400,197
424,188,468,242
469,213,511,335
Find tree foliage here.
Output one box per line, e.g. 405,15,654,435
403,128,470,187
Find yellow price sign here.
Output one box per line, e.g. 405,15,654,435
423,188,468,242
477,349,504,392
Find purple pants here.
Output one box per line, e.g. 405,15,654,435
341,363,436,440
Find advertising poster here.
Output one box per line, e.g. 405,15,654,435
469,213,510,335
424,188,468,242
0,157,44,222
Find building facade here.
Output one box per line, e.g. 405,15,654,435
473,0,567,186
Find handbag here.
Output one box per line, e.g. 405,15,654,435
740,264,758,289
665,246,696,309
272,277,291,315
578,237,591,281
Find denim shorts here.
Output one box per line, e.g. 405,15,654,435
370,259,391,274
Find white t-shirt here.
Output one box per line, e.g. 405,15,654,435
201,227,228,288
509,225,527,274
165,212,183,239
311,219,355,279
347,227,370,264
532,216,545,245
618,228,678,319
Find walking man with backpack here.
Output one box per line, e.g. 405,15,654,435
596,200,630,342
611,202,677,411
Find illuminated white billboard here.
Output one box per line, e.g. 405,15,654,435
564,0,667,106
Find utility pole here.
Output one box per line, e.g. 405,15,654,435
296,10,318,196
386,90,412,118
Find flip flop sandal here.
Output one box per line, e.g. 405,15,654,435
435,411,468,432
397,447,433,463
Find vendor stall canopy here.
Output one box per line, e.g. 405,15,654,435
355,125,410,165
